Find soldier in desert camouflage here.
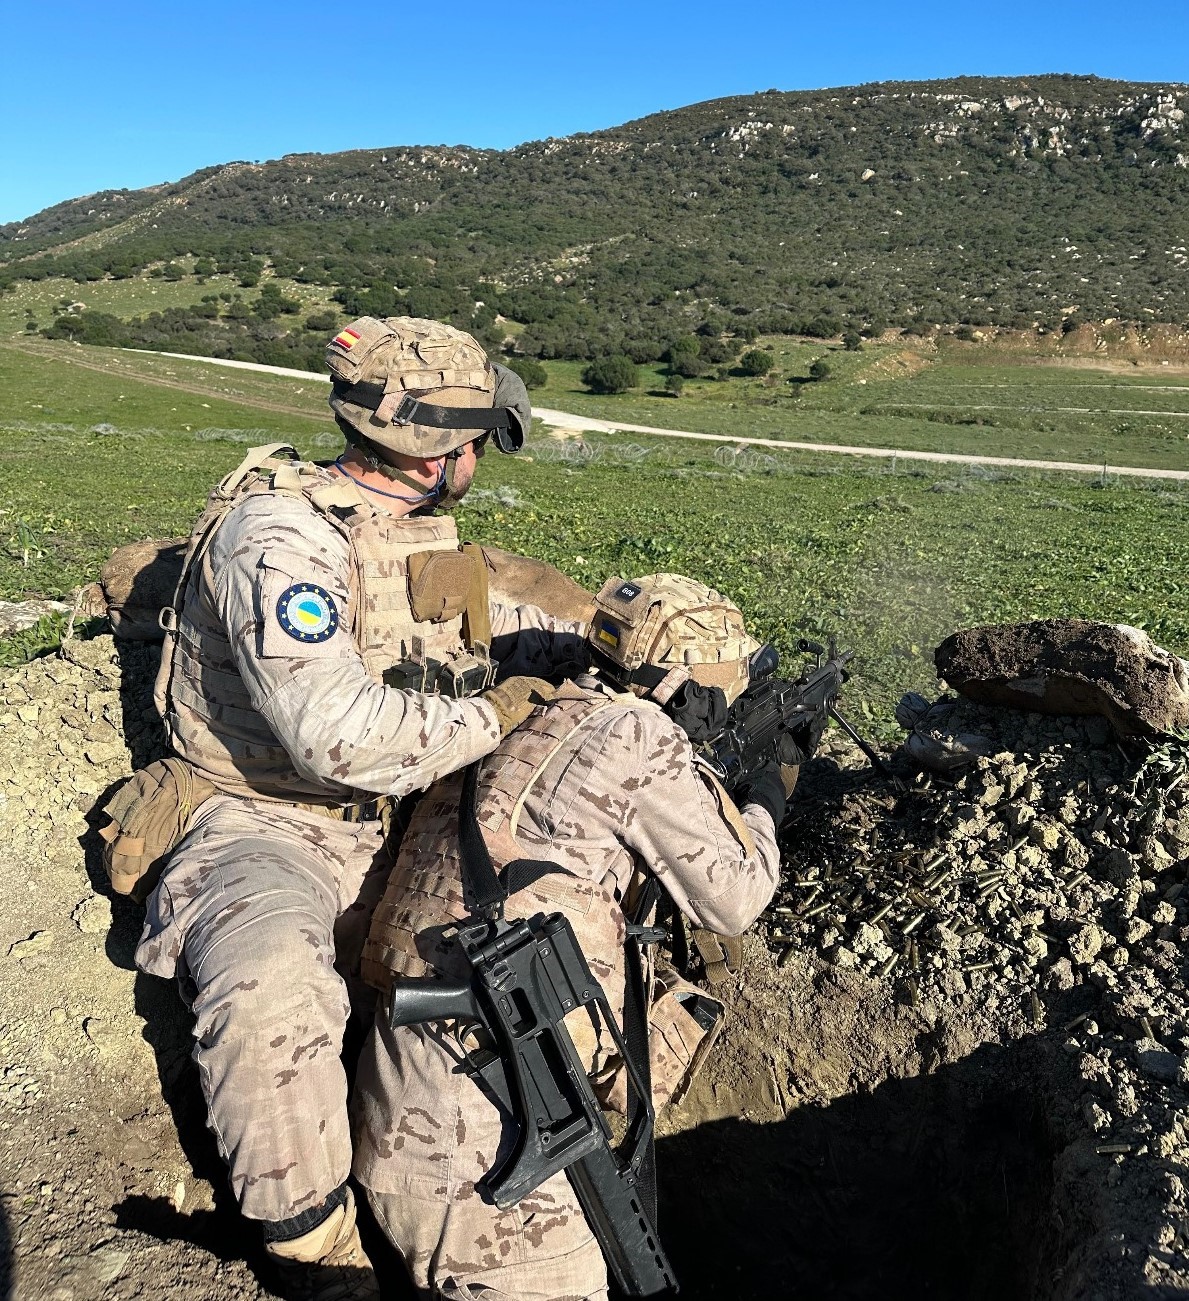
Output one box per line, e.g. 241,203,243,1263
129,318,586,1300
352,574,788,1301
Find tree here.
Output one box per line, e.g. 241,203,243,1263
808,358,832,381
663,373,685,397
304,311,339,332
581,355,638,394
842,331,863,351
738,348,774,376
504,356,548,389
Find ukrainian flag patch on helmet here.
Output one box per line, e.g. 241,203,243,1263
276,583,340,643
595,617,621,648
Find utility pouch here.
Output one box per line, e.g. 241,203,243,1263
98,758,217,902
603,965,725,1113
406,549,473,623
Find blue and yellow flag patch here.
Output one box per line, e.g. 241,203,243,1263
595,617,621,649
276,583,340,643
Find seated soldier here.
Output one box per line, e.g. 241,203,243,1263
352,573,788,1301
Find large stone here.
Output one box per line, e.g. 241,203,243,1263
101,538,186,641
935,620,1189,739
0,599,70,636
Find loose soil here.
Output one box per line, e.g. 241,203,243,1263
2,632,1188,1299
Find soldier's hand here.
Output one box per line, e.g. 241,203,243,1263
481,676,557,736
738,763,787,828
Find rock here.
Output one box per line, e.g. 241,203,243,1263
0,599,71,636
72,896,111,935
1137,1040,1182,1084
934,619,1189,739
6,930,53,959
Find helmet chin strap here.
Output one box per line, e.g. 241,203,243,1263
347,430,448,501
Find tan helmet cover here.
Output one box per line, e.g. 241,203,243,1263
588,573,760,706
326,315,496,458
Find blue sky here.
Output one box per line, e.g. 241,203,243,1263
2,0,1186,225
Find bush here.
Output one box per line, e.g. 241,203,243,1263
738,348,774,376
305,311,339,332
842,331,863,351
808,358,832,381
581,355,638,394
504,356,548,389
664,373,685,397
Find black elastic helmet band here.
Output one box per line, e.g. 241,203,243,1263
333,380,523,453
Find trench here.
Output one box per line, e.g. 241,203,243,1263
656,1040,1059,1301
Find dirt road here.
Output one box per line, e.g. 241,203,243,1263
79,349,1189,483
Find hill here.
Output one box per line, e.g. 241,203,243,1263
3,75,1188,364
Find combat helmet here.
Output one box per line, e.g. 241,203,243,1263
587,574,760,707
326,315,530,461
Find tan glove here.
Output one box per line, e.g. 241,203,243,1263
779,763,800,799
481,676,557,736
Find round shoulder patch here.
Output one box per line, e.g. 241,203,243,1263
276,583,340,644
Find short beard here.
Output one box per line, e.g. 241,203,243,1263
438,458,476,507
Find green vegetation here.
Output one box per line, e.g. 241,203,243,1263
504,356,548,389
581,355,638,394
4,76,1189,366
1,343,1187,737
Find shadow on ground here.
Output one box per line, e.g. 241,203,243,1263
657,1040,1058,1301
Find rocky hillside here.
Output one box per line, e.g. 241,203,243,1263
2,76,1188,358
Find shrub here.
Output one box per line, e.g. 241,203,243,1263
581,355,638,394
304,311,339,333
842,331,863,351
664,373,685,397
505,356,548,389
739,348,774,376
808,358,832,381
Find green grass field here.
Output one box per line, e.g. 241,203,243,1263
4,270,1188,472
2,339,1187,729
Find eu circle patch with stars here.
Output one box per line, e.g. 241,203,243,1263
276,583,340,644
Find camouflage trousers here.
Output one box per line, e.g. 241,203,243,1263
353,1018,608,1300
135,794,391,1222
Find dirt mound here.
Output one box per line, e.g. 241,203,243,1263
937,619,1189,739
699,700,1189,1298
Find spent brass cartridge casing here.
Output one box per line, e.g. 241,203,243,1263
868,901,894,925
802,902,831,920
901,912,927,936
1095,1143,1132,1156
778,944,796,969
1030,991,1043,1025
1063,1012,1090,1032
878,954,900,977
962,962,994,974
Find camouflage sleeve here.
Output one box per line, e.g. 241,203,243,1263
489,600,588,680
208,495,501,796
614,708,781,936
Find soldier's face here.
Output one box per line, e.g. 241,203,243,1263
446,437,485,499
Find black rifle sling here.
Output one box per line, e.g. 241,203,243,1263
456,758,659,1220
624,876,661,1224
458,763,557,915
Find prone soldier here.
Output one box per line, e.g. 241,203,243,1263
112,318,587,1298
352,573,789,1300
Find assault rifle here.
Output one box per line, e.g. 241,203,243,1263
386,764,677,1297
698,638,897,796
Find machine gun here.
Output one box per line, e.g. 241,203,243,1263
698,638,897,796
385,762,677,1298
